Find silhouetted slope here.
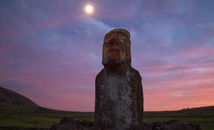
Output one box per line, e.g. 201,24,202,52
180,106,214,112
0,86,80,114
0,86,37,106
0,86,40,113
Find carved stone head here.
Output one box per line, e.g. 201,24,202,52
102,29,131,66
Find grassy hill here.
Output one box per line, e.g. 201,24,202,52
0,86,93,129
0,86,40,113
0,86,36,106
0,86,213,129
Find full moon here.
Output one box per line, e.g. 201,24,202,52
85,4,94,14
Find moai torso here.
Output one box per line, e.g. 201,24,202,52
95,29,143,130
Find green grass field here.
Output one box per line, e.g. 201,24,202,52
0,107,214,130
143,110,214,130
0,105,94,129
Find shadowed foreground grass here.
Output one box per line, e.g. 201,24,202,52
0,107,214,130
0,110,94,129
143,110,214,130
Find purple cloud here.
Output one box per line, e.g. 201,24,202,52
0,0,213,111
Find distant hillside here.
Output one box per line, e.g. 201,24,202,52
0,86,83,114
0,86,37,106
0,86,39,113
180,106,214,112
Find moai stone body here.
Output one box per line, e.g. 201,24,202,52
95,29,144,130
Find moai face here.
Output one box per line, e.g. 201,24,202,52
102,29,131,66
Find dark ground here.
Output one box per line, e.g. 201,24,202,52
0,106,214,130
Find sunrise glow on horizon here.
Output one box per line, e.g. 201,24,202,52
0,0,213,112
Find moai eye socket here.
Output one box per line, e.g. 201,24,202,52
108,40,119,50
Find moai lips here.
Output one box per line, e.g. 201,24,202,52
95,29,143,130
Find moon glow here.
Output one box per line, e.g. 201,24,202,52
85,4,94,14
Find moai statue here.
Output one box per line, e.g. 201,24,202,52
95,29,143,130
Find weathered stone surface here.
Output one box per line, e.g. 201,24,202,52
95,29,144,130
59,117,75,124
102,29,131,65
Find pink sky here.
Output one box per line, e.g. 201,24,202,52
0,0,213,111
